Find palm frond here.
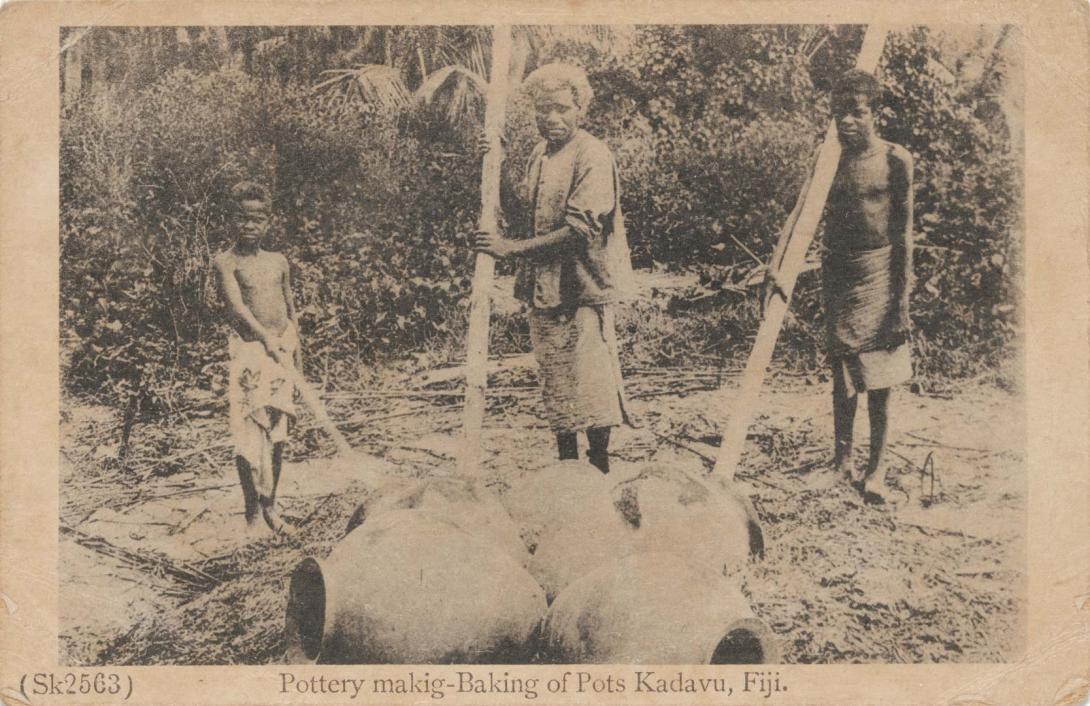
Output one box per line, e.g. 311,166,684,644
314,25,640,130
514,24,637,64
430,26,491,72
800,26,835,61
467,34,490,82
314,64,411,113
413,64,487,128
414,64,487,103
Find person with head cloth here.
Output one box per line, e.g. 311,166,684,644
474,62,634,474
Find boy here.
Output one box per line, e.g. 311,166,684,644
766,69,914,504
214,181,301,534
474,63,634,474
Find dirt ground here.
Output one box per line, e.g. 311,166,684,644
59,363,1025,665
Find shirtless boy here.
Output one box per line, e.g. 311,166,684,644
214,181,301,534
767,69,914,504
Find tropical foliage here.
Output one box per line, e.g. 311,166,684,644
60,25,1021,413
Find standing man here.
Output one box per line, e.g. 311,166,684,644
214,181,301,535
766,69,914,504
474,63,633,474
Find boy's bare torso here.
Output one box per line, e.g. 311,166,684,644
215,248,291,340
826,142,903,252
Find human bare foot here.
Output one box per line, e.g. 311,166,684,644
850,479,886,505
834,459,858,483
262,507,296,536
243,515,268,540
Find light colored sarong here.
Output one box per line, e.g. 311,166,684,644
228,323,297,498
831,345,912,397
529,305,628,433
824,245,912,395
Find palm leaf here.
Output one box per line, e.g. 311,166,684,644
431,26,491,75
514,24,636,73
314,64,411,113
414,64,487,127
414,64,487,101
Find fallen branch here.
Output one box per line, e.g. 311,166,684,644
899,522,985,542
321,386,539,400
630,384,719,400
130,441,233,475
169,508,210,536
414,352,537,388
62,524,223,592
293,491,338,531
904,432,996,454
646,429,715,467
138,483,237,503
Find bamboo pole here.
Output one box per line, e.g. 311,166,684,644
459,25,512,476
713,26,889,480
280,366,355,457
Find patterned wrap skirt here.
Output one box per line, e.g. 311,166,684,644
228,322,297,497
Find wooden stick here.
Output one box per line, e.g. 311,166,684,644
459,25,512,476
713,26,889,481
132,441,232,471
61,524,221,590
727,230,764,267
279,365,355,457
169,507,209,536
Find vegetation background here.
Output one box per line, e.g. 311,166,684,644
59,25,1022,425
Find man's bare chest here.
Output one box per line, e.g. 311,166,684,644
232,257,281,291
832,152,892,205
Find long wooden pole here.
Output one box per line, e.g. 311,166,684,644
279,364,394,490
459,25,512,476
713,26,889,480
280,366,355,458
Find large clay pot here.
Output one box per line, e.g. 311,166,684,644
528,505,638,603
344,476,529,565
529,462,764,601
610,463,764,577
285,510,546,664
501,460,617,554
541,552,779,664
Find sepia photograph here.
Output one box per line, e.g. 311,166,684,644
52,22,1031,670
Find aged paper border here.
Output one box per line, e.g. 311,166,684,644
2,1,1087,704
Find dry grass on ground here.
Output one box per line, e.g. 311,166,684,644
59,354,1025,665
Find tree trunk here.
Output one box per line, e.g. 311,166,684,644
80,57,93,97
59,30,67,105
416,45,428,81
459,25,512,476
713,26,890,480
241,28,255,74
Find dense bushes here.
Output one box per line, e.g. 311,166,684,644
878,29,1020,378
62,69,481,411
64,70,272,412
61,25,1021,412
584,26,828,267
265,83,479,371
